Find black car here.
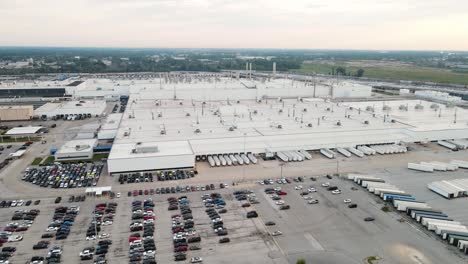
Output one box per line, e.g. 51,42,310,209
34,200,41,205
364,217,375,222
265,221,275,226
219,237,230,243
348,203,358,208
55,197,62,204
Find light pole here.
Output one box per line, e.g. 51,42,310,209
242,133,246,182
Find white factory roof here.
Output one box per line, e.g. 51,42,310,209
34,100,107,116
56,139,97,154
101,113,123,131
5,126,43,135
109,140,193,160
109,97,468,159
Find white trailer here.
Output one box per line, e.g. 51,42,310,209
283,151,294,161
430,161,458,171
451,140,468,149
360,179,385,187
444,230,468,241
276,152,288,162
394,201,430,211
426,220,462,230
458,240,468,250
299,150,312,160
420,162,447,171
234,154,244,165
408,163,434,172
438,140,458,150
224,155,232,166
436,225,468,236
247,153,257,164
422,218,460,227
451,160,468,169
219,155,227,166
320,148,335,159
348,147,364,157
213,155,221,166
428,182,456,199
240,154,250,165
208,156,215,167
229,154,238,165
336,148,351,158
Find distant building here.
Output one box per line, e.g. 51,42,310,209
0,105,34,121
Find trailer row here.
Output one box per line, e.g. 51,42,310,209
207,153,257,167
408,159,468,173
428,178,468,199
437,139,468,151
349,174,468,255
276,150,312,162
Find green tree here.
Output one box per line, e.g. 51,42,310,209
296,259,306,264
356,68,365,77
335,66,346,75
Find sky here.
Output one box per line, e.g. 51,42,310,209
0,0,467,50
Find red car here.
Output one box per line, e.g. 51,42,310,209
128,237,140,242
4,227,15,232
174,246,187,252
133,190,138,196
277,191,288,195
167,197,177,201
144,190,149,195
171,214,181,218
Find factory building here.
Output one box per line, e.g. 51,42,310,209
98,113,123,140
34,100,107,119
0,105,34,121
54,139,97,161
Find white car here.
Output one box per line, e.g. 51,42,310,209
343,199,352,203
308,199,319,204
98,233,110,239
303,196,313,200
116,193,121,198
275,201,285,205
274,187,281,191
271,230,282,236
331,190,342,195
223,183,229,188
143,250,156,257
102,221,113,226
8,235,23,242
46,227,58,232
79,250,93,257
191,257,203,263
308,188,317,193
294,185,303,190
86,235,96,241
321,182,330,187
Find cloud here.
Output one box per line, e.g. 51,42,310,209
0,0,467,50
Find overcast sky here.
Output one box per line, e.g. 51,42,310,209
1,0,467,50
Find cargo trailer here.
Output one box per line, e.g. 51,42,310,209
379,190,407,198
234,154,244,165
320,148,335,159
348,147,364,157
408,163,434,172
438,140,458,150
422,218,460,227
336,148,351,158
458,240,468,250
430,161,458,171
299,150,312,160
229,154,238,165
394,200,429,211
420,162,447,171
240,154,250,165
208,156,215,167
213,155,221,166
447,234,468,245
451,160,468,169
224,155,232,166
247,153,257,164
429,222,465,232
437,226,468,236
218,155,227,166
417,214,451,223
382,194,414,202
409,208,443,218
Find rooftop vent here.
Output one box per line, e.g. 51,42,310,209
303,108,307,112
277,124,282,129
307,123,313,127
336,121,341,126
186,113,191,117
399,105,408,111
194,128,201,134
430,103,439,109
415,104,424,110
366,106,374,112
382,105,391,111
364,120,370,125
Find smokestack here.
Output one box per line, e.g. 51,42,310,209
249,63,252,79
273,62,276,78
245,63,248,72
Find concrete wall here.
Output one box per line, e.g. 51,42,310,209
108,154,195,173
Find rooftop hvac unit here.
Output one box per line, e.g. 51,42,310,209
179,102,183,105
307,123,313,127
366,106,374,111
228,127,235,131
382,105,391,111
364,120,370,125
158,113,162,117
237,100,240,104
160,130,166,135
278,109,283,113
430,103,439,109
277,124,282,129
415,104,424,110
336,121,342,126
399,105,408,111
303,108,307,112
186,113,191,117
326,107,331,111
75,144,90,151
253,110,258,114
134,143,159,153
194,128,201,134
